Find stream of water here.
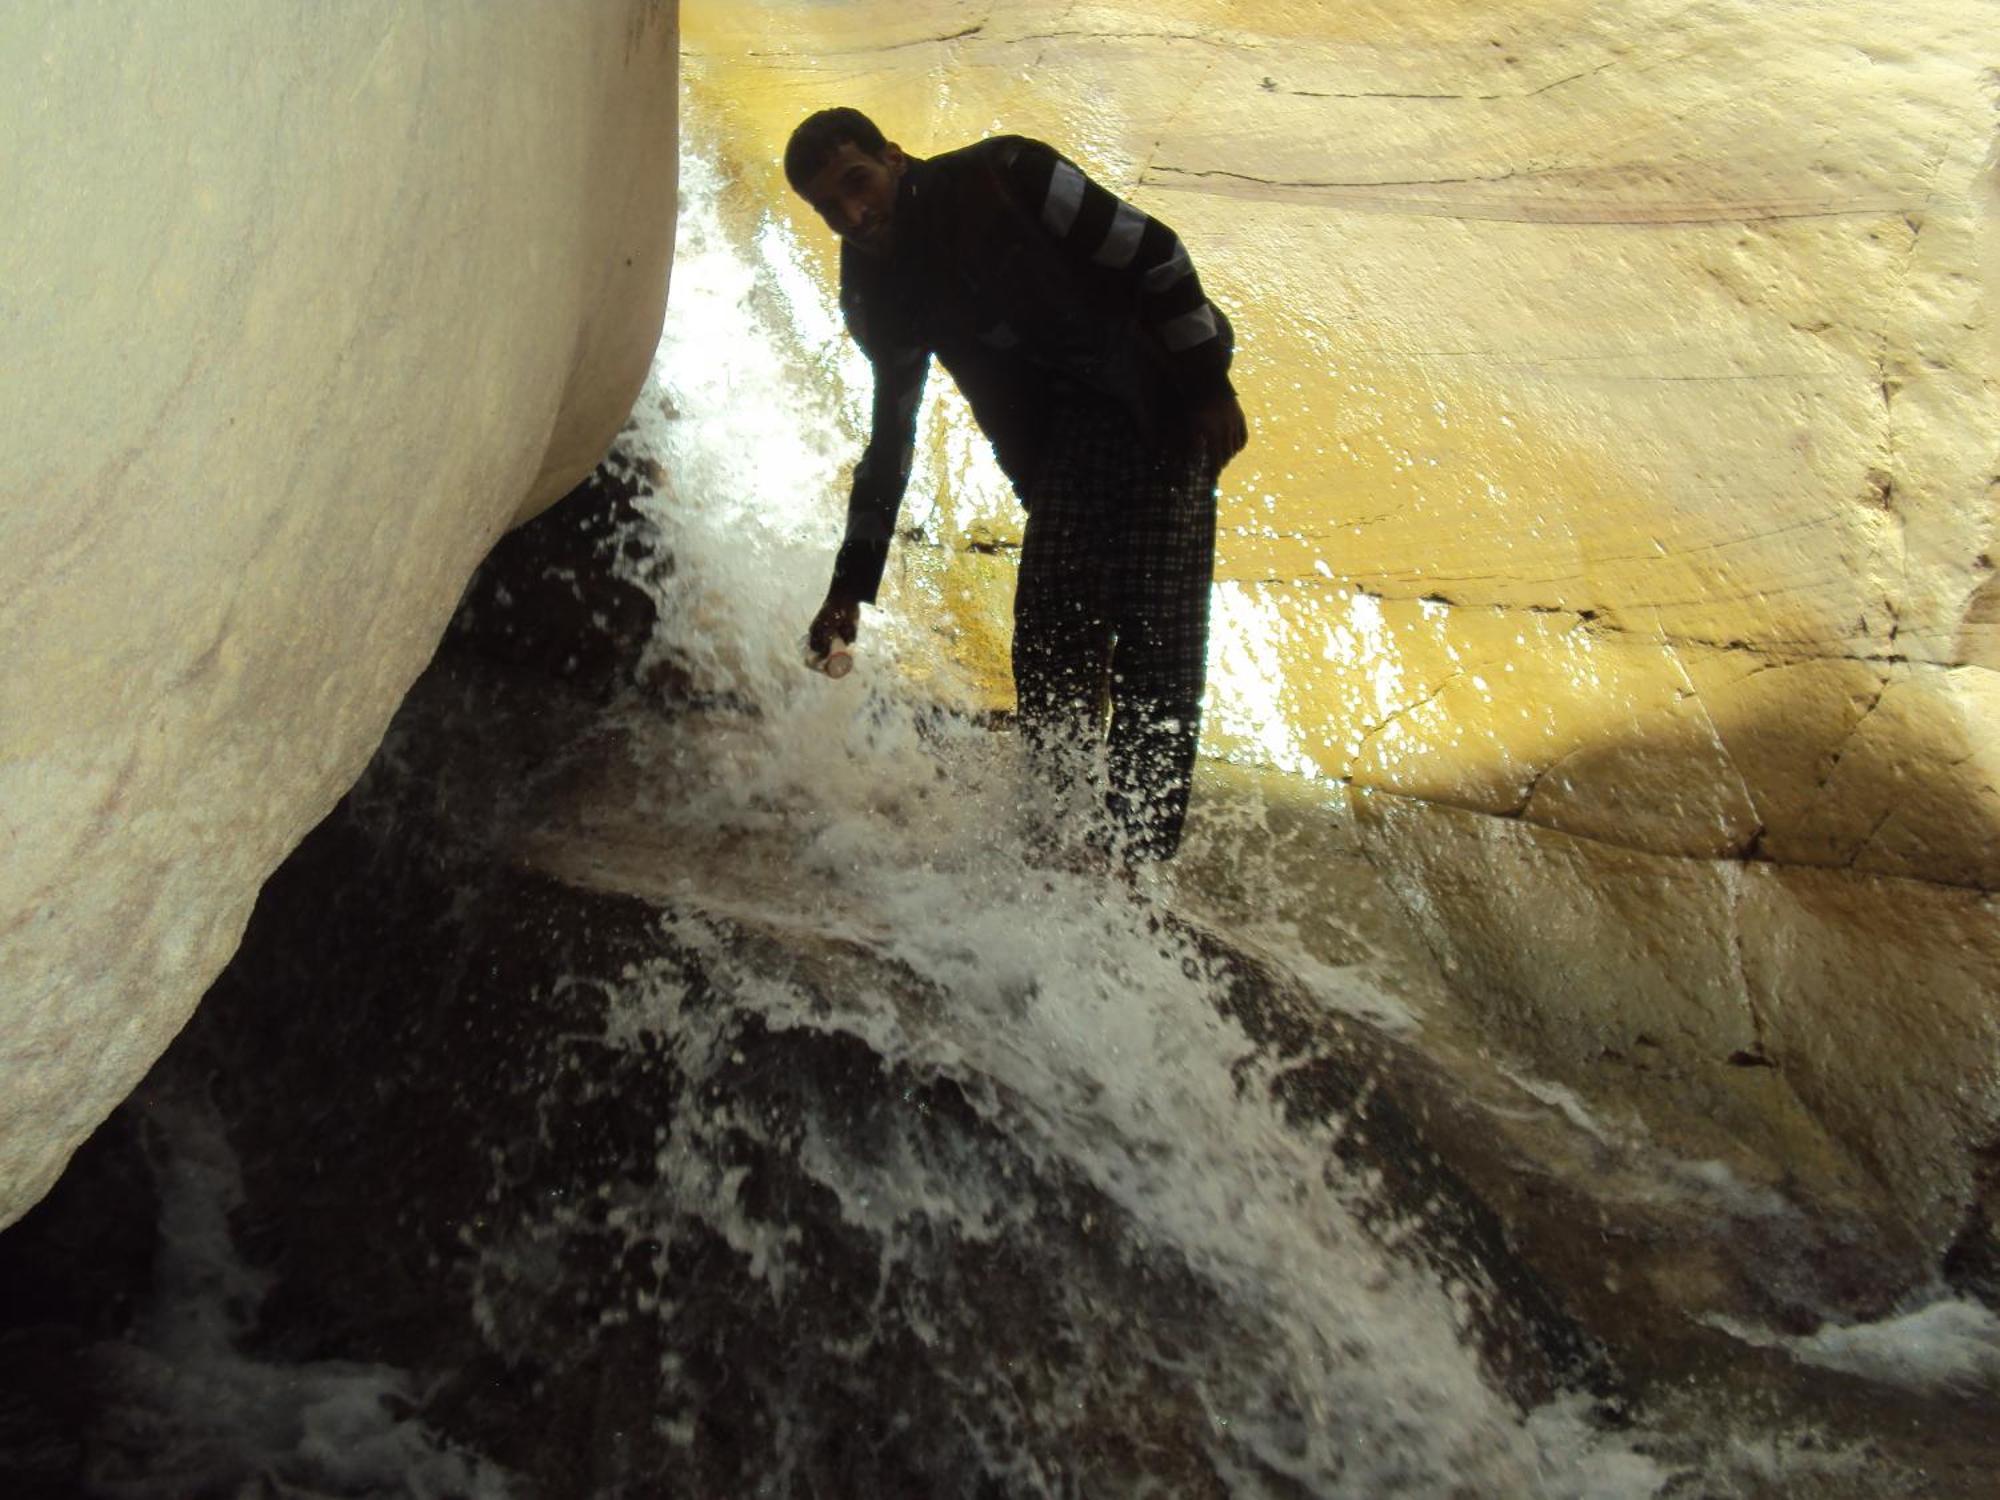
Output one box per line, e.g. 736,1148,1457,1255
37,122,1999,1500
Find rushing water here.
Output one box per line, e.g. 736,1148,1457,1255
474,129,1646,1496
464,134,1651,1496
21,125,1994,1500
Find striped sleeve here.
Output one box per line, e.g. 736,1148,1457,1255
1002,137,1234,400
830,279,929,604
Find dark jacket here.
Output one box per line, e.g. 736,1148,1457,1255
830,135,1236,602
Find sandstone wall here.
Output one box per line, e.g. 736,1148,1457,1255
0,2,679,1226
686,2,1999,1256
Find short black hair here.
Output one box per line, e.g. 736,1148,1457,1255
784,107,890,192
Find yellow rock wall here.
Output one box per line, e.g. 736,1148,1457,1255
687,2,1999,1249
0,2,678,1226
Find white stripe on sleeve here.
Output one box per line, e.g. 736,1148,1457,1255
1042,161,1085,236
1142,241,1193,294
1159,303,1219,351
1093,201,1147,269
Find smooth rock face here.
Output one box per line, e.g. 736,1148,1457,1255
0,2,678,1226
683,2,1999,1253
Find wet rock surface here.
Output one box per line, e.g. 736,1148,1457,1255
681,1,2000,1322
0,463,1599,1494
5,461,1997,1497
1,665,1588,1494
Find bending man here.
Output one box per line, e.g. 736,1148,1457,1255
790,108,1247,862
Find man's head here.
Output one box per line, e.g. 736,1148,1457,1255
785,107,909,258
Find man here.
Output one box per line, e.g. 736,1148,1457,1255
789,107,1247,863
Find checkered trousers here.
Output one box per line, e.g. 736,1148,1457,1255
1012,401,1219,861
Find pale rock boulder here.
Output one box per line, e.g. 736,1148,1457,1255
1,2,678,1226
685,1,1999,1273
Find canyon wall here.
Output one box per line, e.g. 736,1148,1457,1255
685,1,2000,1261
0,1,679,1225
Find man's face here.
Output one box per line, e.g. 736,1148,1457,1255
800,140,908,258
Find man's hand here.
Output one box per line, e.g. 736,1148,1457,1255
808,590,862,660
1190,392,1248,470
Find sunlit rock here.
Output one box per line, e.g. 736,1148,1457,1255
1353,790,1998,1261
680,0,1999,1265
0,3,679,1226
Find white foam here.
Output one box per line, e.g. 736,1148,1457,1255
1495,1064,1628,1147
111,1084,519,1499
1716,1297,2000,1397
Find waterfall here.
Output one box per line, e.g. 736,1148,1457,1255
17,119,1984,1500
466,126,1664,1498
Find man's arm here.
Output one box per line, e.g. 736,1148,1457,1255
811,312,929,654
999,138,1246,465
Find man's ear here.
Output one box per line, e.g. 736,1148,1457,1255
883,142,909,176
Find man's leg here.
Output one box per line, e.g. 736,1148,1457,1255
1104,446,1218,861
1013,410,1121,844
